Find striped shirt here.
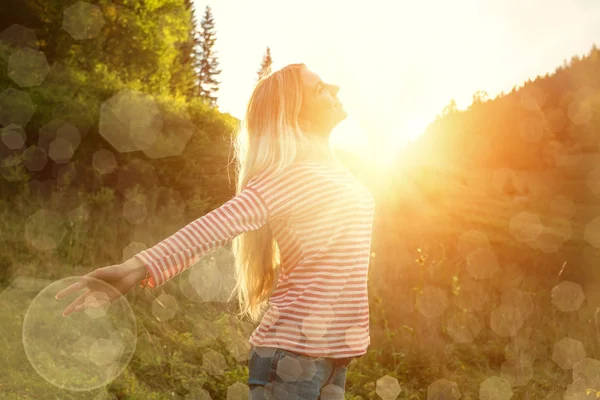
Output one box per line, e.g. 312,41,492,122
134,161,375,358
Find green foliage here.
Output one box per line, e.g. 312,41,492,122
197,5,221,107
0,1,243,395
170,0,203,100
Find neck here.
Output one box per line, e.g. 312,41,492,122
298,124,338,164
303,138,337,164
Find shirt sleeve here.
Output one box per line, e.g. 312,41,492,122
134,163,316,289
134,185,269,289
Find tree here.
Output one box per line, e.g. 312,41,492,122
170,0,202,100
197,5,221,107
441,99,458,117
472,90,489,105
257,46,272,80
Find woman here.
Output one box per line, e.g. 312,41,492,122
55,63,375,399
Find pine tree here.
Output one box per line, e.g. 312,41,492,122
257,46,272,80
170,0,201,100
197,5,221,107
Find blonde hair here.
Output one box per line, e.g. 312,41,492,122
228,63,328,322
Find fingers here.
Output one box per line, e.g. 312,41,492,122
55,268,108,300
56,266,122,316
61,289,91,317
55,279,85,300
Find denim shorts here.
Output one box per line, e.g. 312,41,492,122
247,346,352,399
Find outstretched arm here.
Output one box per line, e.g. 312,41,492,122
132,162,318,289
56,164,317,316
132,186,269,289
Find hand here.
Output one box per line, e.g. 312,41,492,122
55,259,147,317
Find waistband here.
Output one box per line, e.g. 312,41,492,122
283,348,355,367
331,356,354,367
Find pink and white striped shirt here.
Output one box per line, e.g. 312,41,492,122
134,161,375,358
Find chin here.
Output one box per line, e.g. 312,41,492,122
336,110,348,125
323,109,347,130
329,116,346,131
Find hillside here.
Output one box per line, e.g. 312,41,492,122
405,45,600,171
363,44,600,299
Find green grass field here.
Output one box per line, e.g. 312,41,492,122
2,160,600,399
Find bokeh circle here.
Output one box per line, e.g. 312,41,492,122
22,276,137,391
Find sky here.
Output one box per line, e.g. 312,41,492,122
192,0,600,164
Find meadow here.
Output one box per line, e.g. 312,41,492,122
2,1,600,398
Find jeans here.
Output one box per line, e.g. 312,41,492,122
247,346,351,400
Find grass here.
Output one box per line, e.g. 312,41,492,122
1,162,600,399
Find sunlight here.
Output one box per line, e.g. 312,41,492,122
367,114,434,168
330,117,400,168
405,114,434,142
330,117,369,158
6,0,600,397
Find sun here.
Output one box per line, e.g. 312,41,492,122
330,117,432,168
330,118,393,167
331,117,406,168
330,117,369,157
327,80,434,168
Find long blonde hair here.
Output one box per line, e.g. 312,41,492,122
228,63,327,323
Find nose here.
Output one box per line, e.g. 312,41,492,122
326,84,340,96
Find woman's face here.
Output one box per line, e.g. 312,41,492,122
298,69,347,133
